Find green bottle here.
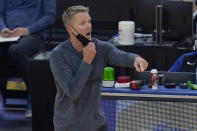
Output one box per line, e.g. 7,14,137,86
102,67,115,87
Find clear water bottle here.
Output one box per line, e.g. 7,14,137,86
194,40,197,50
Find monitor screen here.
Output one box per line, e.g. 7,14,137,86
135,0,162,34
162,0,193,40
135,0,193,41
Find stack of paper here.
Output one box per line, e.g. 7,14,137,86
0,35,20,43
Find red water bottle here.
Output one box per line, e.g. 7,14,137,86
150,69,158,89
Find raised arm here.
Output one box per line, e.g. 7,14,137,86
103,42,148,72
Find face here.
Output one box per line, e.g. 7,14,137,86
70,12,92,40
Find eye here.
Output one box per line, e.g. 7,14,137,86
79,21,86,25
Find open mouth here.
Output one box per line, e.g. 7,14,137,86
86,32,91,39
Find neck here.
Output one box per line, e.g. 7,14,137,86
70,35,83,52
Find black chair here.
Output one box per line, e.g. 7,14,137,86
28,52,56,131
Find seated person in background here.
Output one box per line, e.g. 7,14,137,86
50,5,148,131
169,51,197,72
0,0,56,118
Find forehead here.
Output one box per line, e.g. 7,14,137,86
73,12,91,21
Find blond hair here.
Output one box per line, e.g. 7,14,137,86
62,5,89,27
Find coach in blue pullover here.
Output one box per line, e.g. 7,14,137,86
0,0,56,118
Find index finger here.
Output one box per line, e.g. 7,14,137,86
140,64,144,72
135,65,141,72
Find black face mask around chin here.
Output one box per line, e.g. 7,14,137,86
75,33,91,47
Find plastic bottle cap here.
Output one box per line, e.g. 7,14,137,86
151,69,157,73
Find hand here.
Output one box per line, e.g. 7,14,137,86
11,27,29,37
134,56,149,72
83,42,96,64
0,28,13,37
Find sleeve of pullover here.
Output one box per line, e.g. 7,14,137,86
102,42,139,68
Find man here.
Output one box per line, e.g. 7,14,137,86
169,52,197,72
50,5,148,131
0,0,56,118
